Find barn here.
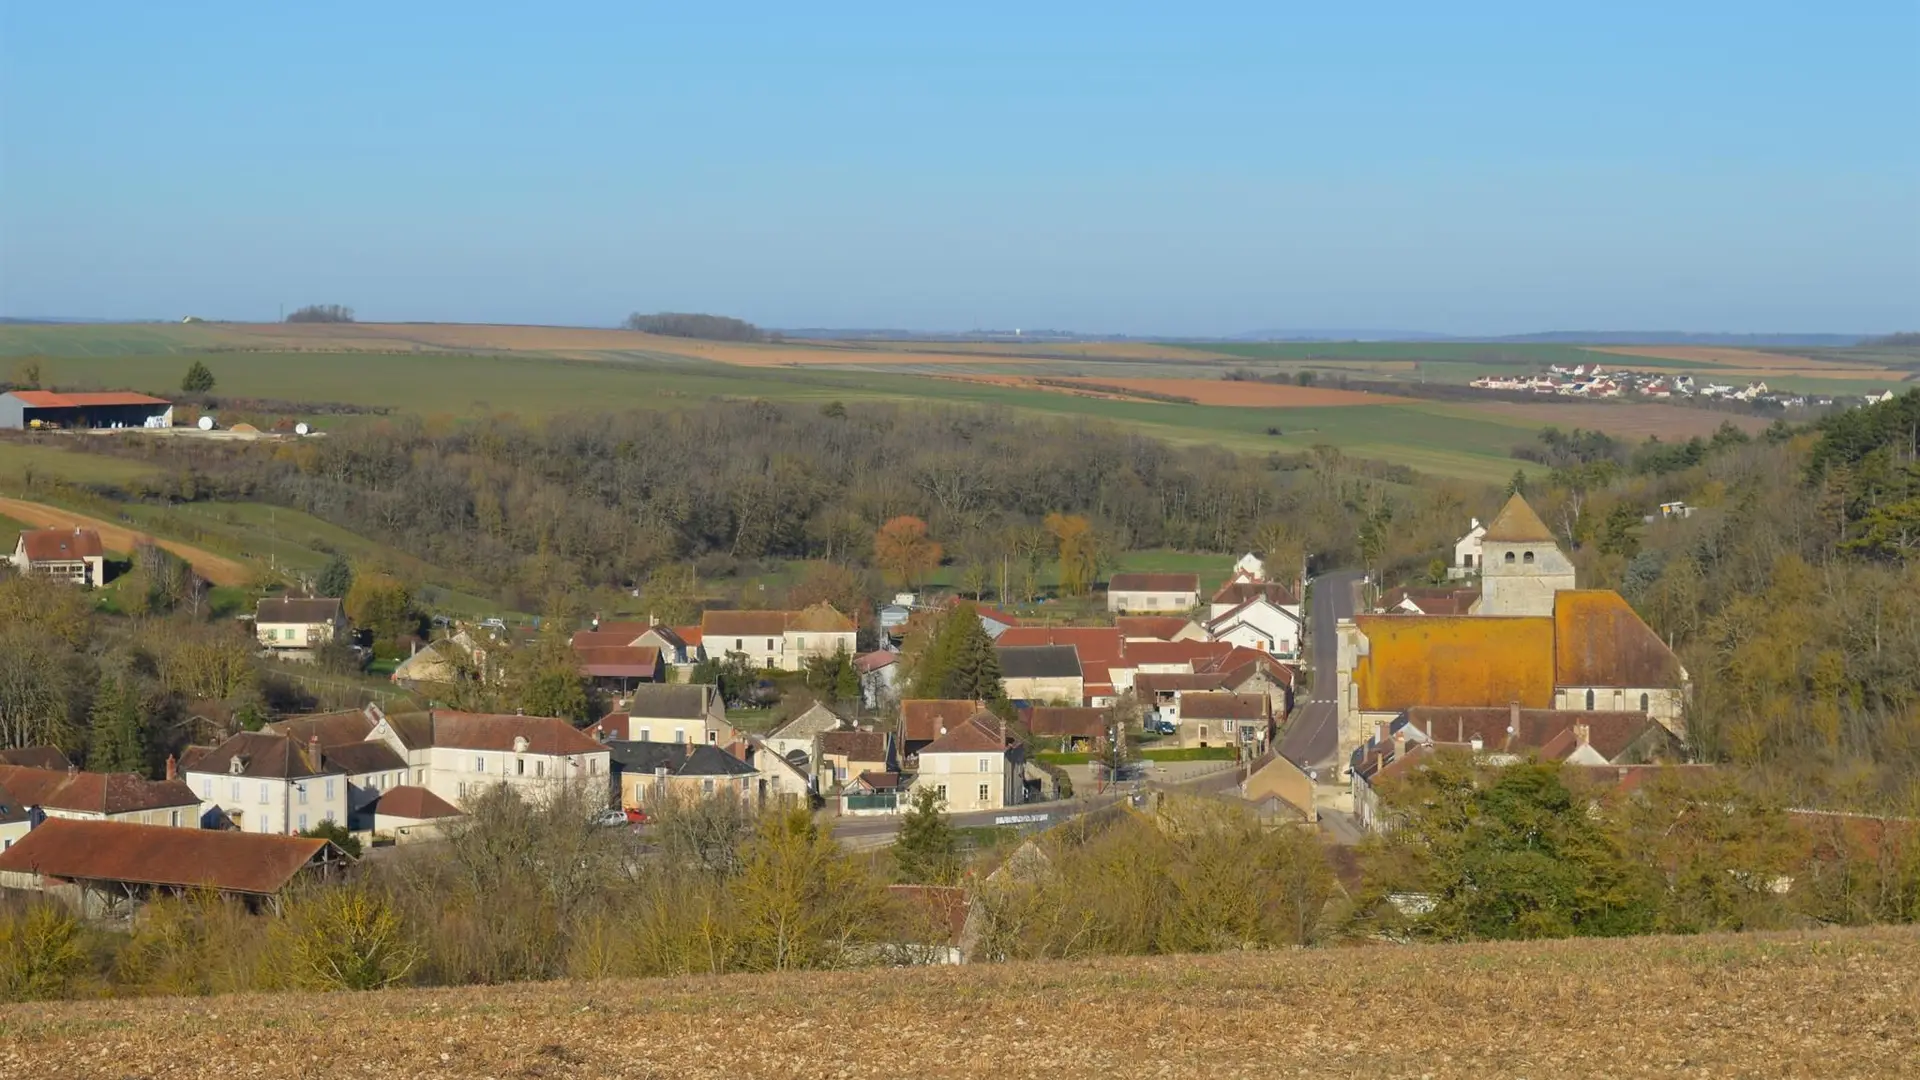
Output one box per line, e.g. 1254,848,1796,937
0,390,174,430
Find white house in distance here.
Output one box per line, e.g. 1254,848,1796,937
1106,572,1201,614
393,711,611,808
0,764,202,830
699,603,857,671
255,597,349,658
1206,597,1302,658
915,711,1025,813
181,732,349,835
589,683,734,746
10,527,106,586
1451,518,1486,579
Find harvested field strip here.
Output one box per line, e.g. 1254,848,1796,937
0,496,250,585
1053,377,1408,406
1426,401,1774,439
3,927,1913,1078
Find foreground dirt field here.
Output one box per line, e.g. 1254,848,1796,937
2,927,1913,1079
0,497,250,585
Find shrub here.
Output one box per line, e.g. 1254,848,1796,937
0,901,88,1002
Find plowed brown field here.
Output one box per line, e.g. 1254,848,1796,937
1052,377,1407,406
2,927,1913,1079
0,497,250,585
1591,345,1902,378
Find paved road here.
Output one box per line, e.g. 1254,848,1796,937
1276,569,1362,776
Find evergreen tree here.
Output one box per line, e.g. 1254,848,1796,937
180,361,216,394
88,677,147,775
892,786,961,885
940,609,1004,702
833,650,861,705
316,555,354,599
1506,469,1529,498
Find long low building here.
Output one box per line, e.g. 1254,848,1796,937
0,818,349,914
0,390,174,430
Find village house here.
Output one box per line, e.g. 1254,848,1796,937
1173,692,1270,750
567,628,663,694
916,712,1024,813
181,731,349,835
1208,578,1301,622
590,683,735,746
763,702,847,772
1106,572,1201,613
995,625,1124,704
1378,585,1481,616
365,785,465,843
0,764,202,829
899,699,984,760
1205,596,1302,658
254,597,349,659
11,527,107,586
402,711,612,808
842,770,912,815
1133,671,1231,731
0,781,29,850
1023,705,1109,751
995,644,1084,704
1114,615,1207,643
609,741,758,811
815,728,896,791
583,618,701,668
856,650,900,708
741,736,813,807
1232,553,1267,580
389,631,494,689
1240,752,1317,822
699,602,857,672
1451,517,1486,578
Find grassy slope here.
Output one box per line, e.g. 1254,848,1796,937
2,927,1912,1078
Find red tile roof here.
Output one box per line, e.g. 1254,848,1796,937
993,626,1125,664
1024,706,1108,740
701,610,789,637
17,528,104,562
1211,580,1299,607
0,818,335,895
0,765,201,815
921,712,1016,755
1122,640,1236,668
887,884,971,946
1114,616,1195,640
817,730,890,763
264,708,377,749
900,700,983,744
1177,692,1268,721
573,644,662,678
428,711,606,755
7,390,170,408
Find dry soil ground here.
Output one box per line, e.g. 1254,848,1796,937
2,926,1914,1079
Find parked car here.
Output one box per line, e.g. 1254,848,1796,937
590,809,629,828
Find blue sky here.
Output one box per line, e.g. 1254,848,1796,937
2,2,1915,335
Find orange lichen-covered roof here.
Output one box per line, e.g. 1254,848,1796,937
1352,615,1554,711
1553,590,1684,688
1482,493,1556,543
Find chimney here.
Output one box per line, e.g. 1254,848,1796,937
1375,720,1386,746
648,611,659,627
164,754,177,781
1573,722,1591,748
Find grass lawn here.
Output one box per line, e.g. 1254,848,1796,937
1141,746,1239,762
0,439,162,485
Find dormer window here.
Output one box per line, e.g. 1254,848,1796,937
229,756,246,775
512,735,530,753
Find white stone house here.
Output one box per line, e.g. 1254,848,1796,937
1106,572,1201,614
255,597,349,658
590,683,734,746
1450,518,1486,579
182,732,349,835
1205,598,1302,658
10,528,106,587
403,711,613,809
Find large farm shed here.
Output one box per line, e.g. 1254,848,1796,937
0,390,174,430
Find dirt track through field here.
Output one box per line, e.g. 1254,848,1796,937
0,497,250,586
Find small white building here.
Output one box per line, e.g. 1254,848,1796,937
1106,572,1201,613
1450,518,1486,579
255,597,349,658
10,528,106,587
1205,598,1302,658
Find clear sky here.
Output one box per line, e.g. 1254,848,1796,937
2,2,1916,335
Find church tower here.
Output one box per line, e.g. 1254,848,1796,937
1477,493,1575,616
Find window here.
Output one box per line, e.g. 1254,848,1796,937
703,778,715,795
766,638,775,651
170,810,180,827
637,728,650,742
536,760,546,778
258,782,269,804
675,728,686,744
1585,689,1596,710
1199,725,1209,740
978,784,990,802
298,813,307,831
1504,551,1516,564
836,765,848,783
589,759,600,775
201,779,211,798
1148,597,1160,608
936,784,947,800
708,730,718,744
230,779,240,801
1640,693,1650,712
734,638,743,650
1225,719,1238,733
325,778,335,801
977,758,990,773
324,810,335,823
516,758,526,776
796,636,805,650
1523,551,1535,564
475,756,486,772
297,784,308,805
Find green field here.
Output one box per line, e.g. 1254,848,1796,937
0,440,161,485
1181,340,1716,369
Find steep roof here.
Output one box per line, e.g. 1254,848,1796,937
264,709,377,749
1133,672,1232,696
1482,493,1557,544
900,700,982,744
1177,692,1267,720
786,602,856,633
1122,640,1236,668
1024,706,1108,740
855,650,897,674
0,818,335,895
1553,591,1685,688
17,527,104,562
624,684,716,721
0,765,202,815
180,731,335,780
1108,572,1200,594
993,626,1124,664
255,597,344,624
921,712,1015,755
380,711,436,751
366,785,463,821
429,711,606,755
769,702,845,740
701,610,789,637
818,729,890,762
571,629,645,649
635,624,690,650
1352,615,1555,712
996,644,1082,680
1206,597,1303,633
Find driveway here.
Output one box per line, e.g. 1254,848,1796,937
1276,569,1362,776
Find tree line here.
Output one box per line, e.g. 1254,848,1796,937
621,312,765,341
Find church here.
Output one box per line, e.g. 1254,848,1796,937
1332,494,1687,772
